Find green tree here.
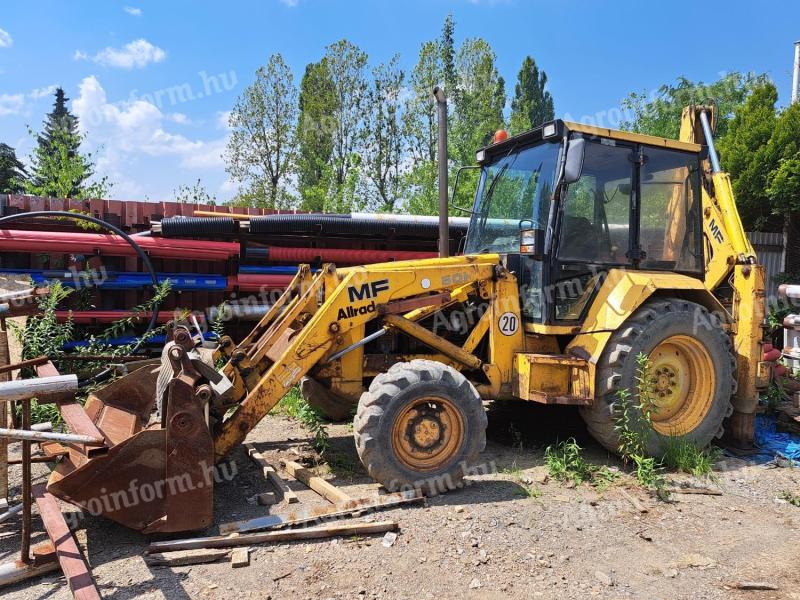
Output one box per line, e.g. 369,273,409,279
173,178,216,204
26,88,107,198
38,88,80,161
0,143,26,193
451,38,506,167
24,128,109,199
509,56,554,134
296,58,337,211
716,82,779,230
225,53,298,209
364,55,404,211
441,14,457,104
619,72,768,140
764,103,800,274
325,40,368,210
402,40,443,215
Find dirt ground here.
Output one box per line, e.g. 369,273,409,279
1,400,799,600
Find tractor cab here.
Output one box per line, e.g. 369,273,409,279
464,120,706,327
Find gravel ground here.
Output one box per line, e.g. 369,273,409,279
1,400,799,600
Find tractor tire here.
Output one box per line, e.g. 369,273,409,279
582,298,736,455
299,376,357,422
353,360,487,496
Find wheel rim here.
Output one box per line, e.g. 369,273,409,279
647,334,716,435
391,396,465,472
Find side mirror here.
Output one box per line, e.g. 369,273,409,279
563,138,586,184
520,228,546,260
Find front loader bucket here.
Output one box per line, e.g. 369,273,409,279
47,338,215,534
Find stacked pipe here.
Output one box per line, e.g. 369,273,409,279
779,285,800,373
0,207,462,341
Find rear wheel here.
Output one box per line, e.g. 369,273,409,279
582,298,735,455
354,360,487,495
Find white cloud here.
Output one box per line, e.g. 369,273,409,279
72,76,228,195
168,112,190,125
0,85,58,117
216,110,232,130
76,39,166,69
0,28,12,48
29,85,57,100
0,93,25,116
123,6,143,16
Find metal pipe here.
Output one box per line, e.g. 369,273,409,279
0,374,77,404
325,328,387,363
698,110,721,173
0,427,105,446
0,503,23,524
779,284,800,300
434,86,449,258
793,41,800,105
20,399,30,564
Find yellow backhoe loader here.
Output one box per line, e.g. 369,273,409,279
47,101,770,533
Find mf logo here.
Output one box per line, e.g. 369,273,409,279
347,278,390,302
709,219,724,244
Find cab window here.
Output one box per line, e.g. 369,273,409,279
639,148,703,272
557,140,632,264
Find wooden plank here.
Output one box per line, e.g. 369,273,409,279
145,549,229,567
230,548,250,568
148,520,399,553
281,459,351,504
219,490,424,535
244,443,298,504
0,549,60,588
33,484,101,600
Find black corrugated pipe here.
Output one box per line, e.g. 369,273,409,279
434,86,449,258
160,216,238,237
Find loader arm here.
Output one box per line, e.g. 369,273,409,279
212,255,503,460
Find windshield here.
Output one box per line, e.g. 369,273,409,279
464,141,561,254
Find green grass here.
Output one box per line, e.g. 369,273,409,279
778,490,800,507
544,438,620,490
544,438,595,484
661,436,721,477
276,386,330,454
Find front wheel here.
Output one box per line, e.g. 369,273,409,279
582,298,735,455
353,360,487,496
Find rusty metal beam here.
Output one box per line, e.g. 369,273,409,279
35,363,107,446
33,484,101,600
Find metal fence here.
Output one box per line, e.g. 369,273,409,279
747,231,786,303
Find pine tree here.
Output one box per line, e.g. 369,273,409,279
26,87,105,198
509,56,555,134
38,88,80,160
0,143,27,193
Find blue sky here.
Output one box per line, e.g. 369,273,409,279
1,0,798,202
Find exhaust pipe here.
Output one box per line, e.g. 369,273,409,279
434,86,449,258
